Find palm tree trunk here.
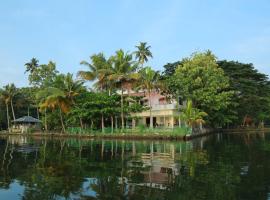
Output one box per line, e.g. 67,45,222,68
6,103,10,132
111,116,114,133
121,87,124,130
90,119,93,132
37,107,40,119
115,117,118,129
148,90,153,128
44,108,48,131
80,117,83,129
10,99,16,121
101,114,105,133
59,108,65,133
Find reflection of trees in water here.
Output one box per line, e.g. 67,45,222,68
0,135,269,199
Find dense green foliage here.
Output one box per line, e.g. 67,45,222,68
165,52,235,127
218,60,270,126
0,43,269,131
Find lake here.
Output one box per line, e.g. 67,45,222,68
0,132,269,200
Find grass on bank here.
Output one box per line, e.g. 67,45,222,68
66,125,191,137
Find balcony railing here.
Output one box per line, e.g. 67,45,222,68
151,103,178,110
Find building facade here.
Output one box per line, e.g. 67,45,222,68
128,90,184,128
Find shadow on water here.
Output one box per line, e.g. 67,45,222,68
0,132,269,200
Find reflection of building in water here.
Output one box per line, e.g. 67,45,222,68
7,136,28,145
127,143,180,189
5,136,40,154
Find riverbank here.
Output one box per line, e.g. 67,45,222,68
0,130,214,141
221,127,269,134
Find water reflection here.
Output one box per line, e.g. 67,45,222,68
0,133,269,200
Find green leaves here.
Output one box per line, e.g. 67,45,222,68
166,51,235,127
218,60,270,125
180,100,208,128
134,42,153,66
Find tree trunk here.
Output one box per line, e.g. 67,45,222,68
10,99,15,121
44,108,48,131
6,103,10,132
90,119,93,132
101,114,105,133
148,90,153,128
37,107,40,119
2,141,9,169
80,117,83,129
121,87,124,130
59,108,65,133
111,116,114,133
115,117,118,129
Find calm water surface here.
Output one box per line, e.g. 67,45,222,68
0,133,270,200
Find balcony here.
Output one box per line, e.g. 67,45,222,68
151,103,179,110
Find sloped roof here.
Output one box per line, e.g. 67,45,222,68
13,116,41,123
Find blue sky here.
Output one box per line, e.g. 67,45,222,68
0,0,270,87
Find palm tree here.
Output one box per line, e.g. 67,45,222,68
3,84,17,121
40,88,71,133
108,49,139,130
180,100,207,131
134,42,153,68
38,74,82,132
0,90,11,131
25,58,39,74
78,53,113,92
137,67,160,128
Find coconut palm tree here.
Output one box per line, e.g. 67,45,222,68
180,100,207,130
78,53,113,91
108,49,139,130
137,67,160,128
3,84,17,121
25,58,39,74
40,88,71,133
38,74,83,132
134,42,153,69
0,89,11,131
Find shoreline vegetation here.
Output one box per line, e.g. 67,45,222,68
0,127,268,141
0,130,208,141
1,42,270,136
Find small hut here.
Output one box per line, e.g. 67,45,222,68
12,116,41,133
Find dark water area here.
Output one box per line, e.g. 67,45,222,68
0,132,269,200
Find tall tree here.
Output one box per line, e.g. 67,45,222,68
218,60,270,126
38,74,83,132
25,58,39,74
25,60,58,87
108,49,139,130
134,42,153,69
78,53,113,92
166,51,235,127
137,67,160,128
0,89,11,131
3,84,17,121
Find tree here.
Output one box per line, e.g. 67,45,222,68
78,53,113,92
180,100,207,130
136,67,160,128
0,89,11,131
25,60,59,87
134,42,153,68
108,49,139,130
161,61,182,78
3,84,17,121
38,74,83,132
166,51,235,127
218,60,270,126
25,58,39,74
